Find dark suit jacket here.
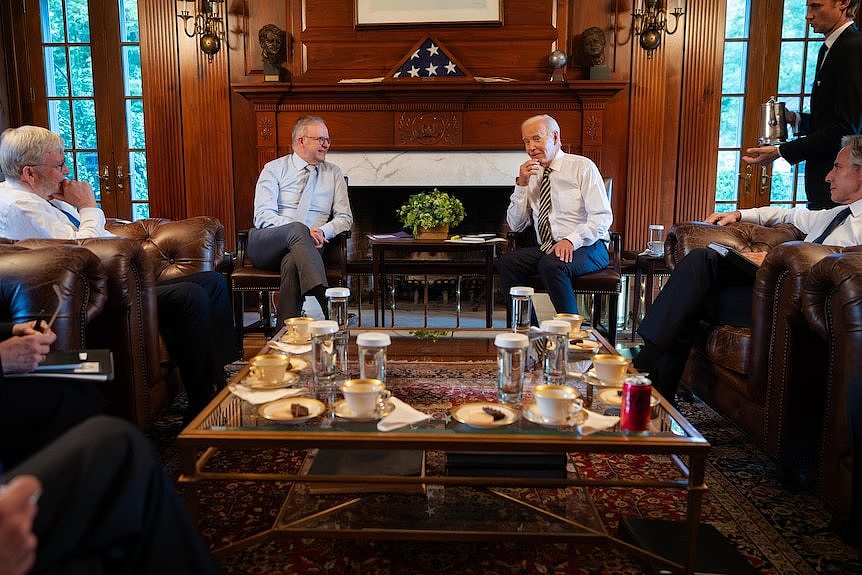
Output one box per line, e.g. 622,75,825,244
780,24,862,210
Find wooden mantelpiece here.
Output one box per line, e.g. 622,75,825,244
232,80,627,170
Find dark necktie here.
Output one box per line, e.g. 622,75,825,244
811,207,851,244
815,43,828,76
52,202,80,228
537,168,554,253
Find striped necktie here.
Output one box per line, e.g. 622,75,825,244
811,207,852,245
295,164,318,226
537,168,554,252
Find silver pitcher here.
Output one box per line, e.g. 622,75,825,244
759,96,788,145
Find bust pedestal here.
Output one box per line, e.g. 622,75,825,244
263,62,286,82
589,65,610,80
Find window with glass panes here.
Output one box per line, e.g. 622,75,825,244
715,0,821,212
37,0,149,220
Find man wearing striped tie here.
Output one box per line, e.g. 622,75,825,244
636,135,862,402
496,114,613,326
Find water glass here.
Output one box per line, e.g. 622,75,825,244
326,287,351,378
540,319,571,386
310,320,339,406
495,332,529,404
510,286,534,334
357,331,391,382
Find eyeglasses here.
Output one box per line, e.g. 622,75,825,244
302,136,331,145
27,159,68,170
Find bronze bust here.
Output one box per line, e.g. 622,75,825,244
581,27,607,67
259,24,285,80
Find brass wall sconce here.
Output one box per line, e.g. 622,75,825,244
632,0,685,59
178,0,227,62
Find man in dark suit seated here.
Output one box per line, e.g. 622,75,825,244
0,125,238,419
636,135,862,401
0,416,222,574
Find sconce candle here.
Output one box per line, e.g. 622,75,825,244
632,0,685,59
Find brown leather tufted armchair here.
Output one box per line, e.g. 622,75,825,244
12,216,230,427
666,221,845,478
801,251,862,523
0,244,107,349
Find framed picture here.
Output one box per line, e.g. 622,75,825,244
355,0,503,27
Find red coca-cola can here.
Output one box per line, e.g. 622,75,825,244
620,375,652,433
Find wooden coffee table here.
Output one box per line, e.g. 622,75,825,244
178,329,709,574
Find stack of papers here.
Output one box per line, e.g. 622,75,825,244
446,234,506,244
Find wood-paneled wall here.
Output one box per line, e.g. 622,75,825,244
109,1,723,251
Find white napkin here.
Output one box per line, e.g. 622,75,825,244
377,397,432,432
268,340,312,355
577,409,620,436
228,383,307,405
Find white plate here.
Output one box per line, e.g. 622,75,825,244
451,402,519,428
522,402,587,427
259,397,325,423
596,387,660,409
287,357,308,371
568,340,600,353
242,370,300,390
569,329,593,341
333,399,395,421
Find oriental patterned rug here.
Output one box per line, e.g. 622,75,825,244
149,361,862,575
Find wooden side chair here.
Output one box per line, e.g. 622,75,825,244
505,178,622,345
230,229,350,340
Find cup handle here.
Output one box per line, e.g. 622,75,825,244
567,397,584,424
377,389,392,415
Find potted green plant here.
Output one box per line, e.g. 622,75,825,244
396,188,466,239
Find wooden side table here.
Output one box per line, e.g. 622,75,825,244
630,253,672,340
368,237,499,327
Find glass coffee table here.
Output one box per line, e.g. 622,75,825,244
178,329,709,574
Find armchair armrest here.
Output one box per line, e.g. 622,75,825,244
108,216,227,281
0,244,108,350
666,221,804,269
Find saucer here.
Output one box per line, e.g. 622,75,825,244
568,340,600,353
287,357,308,371
333,399,395,421
451,402,518,428
259,397,325,423
522,402,587,427
569,329,593,341
596,387,660,409
242,370,300,390
281,334,312,345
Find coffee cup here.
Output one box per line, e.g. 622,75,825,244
534,384,583,422
341,379,391,418
592,354,631,385
553,313,584,335
284,316,315,342
249,354,290,385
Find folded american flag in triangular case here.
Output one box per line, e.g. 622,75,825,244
388,37,472,80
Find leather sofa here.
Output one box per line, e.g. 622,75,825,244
0,244,107,349
10,216,229,427
801,251,862,522
665,221,843,477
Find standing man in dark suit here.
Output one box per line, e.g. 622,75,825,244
743,0,862,210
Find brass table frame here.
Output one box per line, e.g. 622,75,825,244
178,331,710,574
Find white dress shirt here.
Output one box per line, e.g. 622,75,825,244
0,180,114,240
252,153,353,240
740,197,862,246
506,149,612,250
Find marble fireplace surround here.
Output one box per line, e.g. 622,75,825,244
330,151,520,264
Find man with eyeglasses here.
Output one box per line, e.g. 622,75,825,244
0,125,238,422
496,114,613,325
248,115,353,322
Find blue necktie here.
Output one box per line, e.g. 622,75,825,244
811,207,851,245
52,203,80,228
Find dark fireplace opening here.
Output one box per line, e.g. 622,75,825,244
346,185,514,264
